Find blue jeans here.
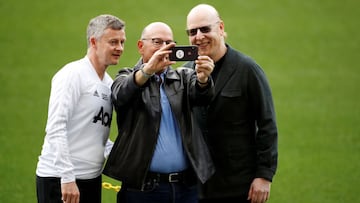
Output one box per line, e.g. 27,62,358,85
117,181,198,203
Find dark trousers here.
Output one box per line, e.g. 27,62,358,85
36,175,102,203
117,182,198,203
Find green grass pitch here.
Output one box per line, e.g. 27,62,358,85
0,0,359,202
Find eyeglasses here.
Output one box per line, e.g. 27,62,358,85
142,38,176,47
186,22,219,36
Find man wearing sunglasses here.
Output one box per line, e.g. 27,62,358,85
103,22,215,203
184,4,278,203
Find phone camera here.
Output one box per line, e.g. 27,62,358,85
175,50,185,59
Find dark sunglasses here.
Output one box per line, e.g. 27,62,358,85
186,22,219,36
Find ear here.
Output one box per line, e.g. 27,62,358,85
137,40,144,54
219,21,225,33
90,36,97,48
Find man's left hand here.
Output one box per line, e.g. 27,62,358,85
247,178,271,203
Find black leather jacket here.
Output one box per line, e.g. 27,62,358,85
103,60,215,190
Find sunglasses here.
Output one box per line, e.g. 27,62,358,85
186,22,219,36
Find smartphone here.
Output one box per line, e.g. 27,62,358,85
169,46,198,61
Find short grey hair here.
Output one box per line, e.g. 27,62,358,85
86,14,125,47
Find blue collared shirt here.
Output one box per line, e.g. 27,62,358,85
149,71,189,173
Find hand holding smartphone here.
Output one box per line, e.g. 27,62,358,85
169,46,198,61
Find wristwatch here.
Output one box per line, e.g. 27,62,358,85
140,67,154,79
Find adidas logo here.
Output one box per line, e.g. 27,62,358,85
93,90,99,97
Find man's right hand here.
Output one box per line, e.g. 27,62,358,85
61,182,80,203
144,43,176,74
135,43,176,85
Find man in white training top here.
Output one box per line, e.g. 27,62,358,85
35,14,126,203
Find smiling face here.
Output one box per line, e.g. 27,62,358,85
93,28,126,66
186,4,227,62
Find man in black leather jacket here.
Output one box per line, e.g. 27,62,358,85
103,22,215,203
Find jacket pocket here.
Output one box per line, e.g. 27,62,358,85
221,89,242,97
216,89,247,121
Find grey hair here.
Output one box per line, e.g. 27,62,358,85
86,14,125,47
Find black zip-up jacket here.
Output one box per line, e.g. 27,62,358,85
103,60,215,190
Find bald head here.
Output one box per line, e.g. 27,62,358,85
187,4,220,27
141,22,173,39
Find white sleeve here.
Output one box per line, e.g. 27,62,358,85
45,67,81,183
104,139,114,159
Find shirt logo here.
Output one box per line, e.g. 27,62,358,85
102,93,109,101
93,106,112,127
93,90,109,101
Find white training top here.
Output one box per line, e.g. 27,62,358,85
36,56,113,184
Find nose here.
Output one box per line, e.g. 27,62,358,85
195,29,204,39
160,42,167,47
116,43,124,51
160,41,170,47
